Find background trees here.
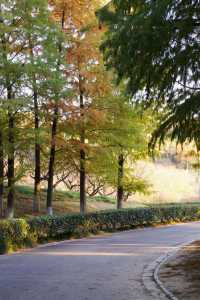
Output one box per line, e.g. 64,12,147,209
0,0,68,217
91,94,151,209
0,0,152,218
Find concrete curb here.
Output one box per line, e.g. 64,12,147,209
143,239,197,300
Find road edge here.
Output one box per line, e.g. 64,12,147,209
143,239,197,300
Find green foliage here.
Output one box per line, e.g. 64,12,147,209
1,204,200,254
98,0,200,149
89,95,153,198
90,195,116,204
15,185,115,204
16,186,35,197
0,0,158,216
0,219,30,254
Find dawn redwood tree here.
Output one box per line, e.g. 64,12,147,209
46,7,67,216
0,120,4,217
89,94,152,209
23,0,61,213
108,98,151,209
98,0,200,149
69,32,112,214
117,153,124,209
0,0,65,217
0,1,26,218
50,0,109,213
0,108,7,218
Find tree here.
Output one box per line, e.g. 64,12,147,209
0,110,5,217
70,90,152,209
50,0,111,213
94,94,151,209
0,0,65,217
98,0,200,149
23,0,62,213
45,42,68,215
0,0,27,218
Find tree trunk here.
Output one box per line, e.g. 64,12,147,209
46,106,58,215
6,87,15,218
33,89,41,213
46,10,65,215
29,38,41,213
117,154,124,209
80,92,86,214
0,129,4,218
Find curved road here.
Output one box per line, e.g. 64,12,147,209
1,222,200,300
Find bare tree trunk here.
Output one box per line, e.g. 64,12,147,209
33,89,41,213
80,92,86,214
117,154,124,209
6,87,15,218
29,38,41,213
46,10,65,215
46,106,58,215
0,129,4,218
80,148,86,214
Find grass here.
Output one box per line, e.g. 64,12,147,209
10,184,200,218
3,159,200,218
5,183,199,218
16,186,116,203
133,161,200,204
9,159,200,218
2,185,124,217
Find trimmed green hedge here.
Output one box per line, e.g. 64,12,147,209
0,219,30,254
1,205,200,254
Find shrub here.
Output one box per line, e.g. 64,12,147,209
0,219,30,254
1,204,200,254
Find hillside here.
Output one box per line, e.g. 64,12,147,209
6,158,198,218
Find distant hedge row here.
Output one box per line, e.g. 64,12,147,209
1,204,200,254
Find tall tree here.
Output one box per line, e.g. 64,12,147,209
117,153,124,209
0,1,25,217
50,0,107,213
82,93,152,209
0,112,5,217
101,95,151,208
46,8,67,215
0,0,65,217
98,0,200,149
24,0,57,212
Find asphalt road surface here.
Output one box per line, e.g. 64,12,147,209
1,222,200,300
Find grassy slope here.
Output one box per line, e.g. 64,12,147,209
133,161,200,204
2,160,199,218
10,186,145,218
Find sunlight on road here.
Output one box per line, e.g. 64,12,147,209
34,251,137,256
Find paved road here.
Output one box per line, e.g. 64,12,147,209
1,222,200,300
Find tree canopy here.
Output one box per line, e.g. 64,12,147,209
0,0,152,217
98,0,200,149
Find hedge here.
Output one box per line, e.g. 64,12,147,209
1,204,200,254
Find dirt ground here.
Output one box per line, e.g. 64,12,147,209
159,241,200,299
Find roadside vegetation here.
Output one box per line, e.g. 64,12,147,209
0,0,199,256
1,203,200,254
